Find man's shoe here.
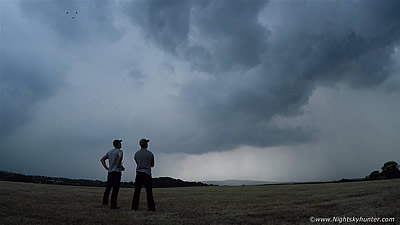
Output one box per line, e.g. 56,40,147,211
149,208,156,212
110,206,120,209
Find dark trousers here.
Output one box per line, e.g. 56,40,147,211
102,172,121,208
132,172,155,211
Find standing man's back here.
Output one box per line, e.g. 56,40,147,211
100,139,125,209
135,147,154,175
131,138,156,211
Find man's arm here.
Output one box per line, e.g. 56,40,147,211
151,154,155,167
118,152,124,171
134,153,137,165
100,155,109,171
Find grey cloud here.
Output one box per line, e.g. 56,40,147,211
264,1,400,89
0,3,67,136
124,0,193,54
19,1,123,43
190,0,269,71
0,1,125,136
124,0,400,152
0,53,64,136
125,0,269,71
2,0,400,182
128,69,147,87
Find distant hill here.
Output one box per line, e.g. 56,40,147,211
204,178,374,186
0,171,213,188
204,180,276,186
153,177,212,188
2,170,379,188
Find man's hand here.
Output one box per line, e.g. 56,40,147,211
121,165,125,171
100,157,109,171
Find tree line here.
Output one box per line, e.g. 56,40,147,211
366,161,400,180
0,171,213,188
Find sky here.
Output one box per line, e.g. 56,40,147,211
1,0,400,183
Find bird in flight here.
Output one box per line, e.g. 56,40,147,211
66,11,78,19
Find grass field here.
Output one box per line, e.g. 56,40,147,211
0,179,399,225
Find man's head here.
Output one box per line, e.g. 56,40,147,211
139,138,150,148
113,139,122,149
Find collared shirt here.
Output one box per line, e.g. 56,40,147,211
134,148,154,175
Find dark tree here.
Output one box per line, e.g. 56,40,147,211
381,161,400,179
367,170,382,180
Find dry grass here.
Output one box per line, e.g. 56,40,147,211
0,179,399,225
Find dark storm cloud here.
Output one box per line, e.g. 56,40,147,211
124,0,400,152
125,0,193,54
125,0,269,71
189,0,269,71
264,0,400,88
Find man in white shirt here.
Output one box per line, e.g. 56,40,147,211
131,138,156,211
100,139,124,209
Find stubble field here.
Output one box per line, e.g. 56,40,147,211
0,179,399,225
